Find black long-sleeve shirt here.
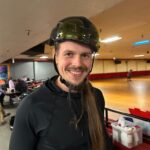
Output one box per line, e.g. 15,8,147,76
9,76,113,150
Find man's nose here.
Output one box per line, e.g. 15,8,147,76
72,55,83,66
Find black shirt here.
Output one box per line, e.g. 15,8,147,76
9,76,113,150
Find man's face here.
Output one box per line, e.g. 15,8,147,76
55,41,93,86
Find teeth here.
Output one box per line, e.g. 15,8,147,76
70,71,82,75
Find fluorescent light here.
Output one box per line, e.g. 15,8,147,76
100,36,122,43
134,54,144,57
12,58,15,63
133,40,150,46
40,55,48,59
93,53,99,56
95,53,99,56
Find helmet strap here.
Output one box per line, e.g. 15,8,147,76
89,53,95,73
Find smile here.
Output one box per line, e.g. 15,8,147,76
68,70,83,75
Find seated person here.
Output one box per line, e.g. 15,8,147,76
15,79,27,93
8,77,15,89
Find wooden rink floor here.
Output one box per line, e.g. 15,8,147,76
91,75,150,120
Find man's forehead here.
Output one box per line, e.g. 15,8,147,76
58,41,92,52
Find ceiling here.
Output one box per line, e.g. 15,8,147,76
1,0,150,63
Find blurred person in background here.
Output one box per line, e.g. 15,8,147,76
127,69,132,81
15,78,27,94
8,77,15,92
0,86,10,125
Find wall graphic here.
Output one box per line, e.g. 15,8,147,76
0,65,8,79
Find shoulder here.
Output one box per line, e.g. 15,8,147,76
93,87,105,112
93,87,105,103
15,85,56,133
20,85,56,110
17,84,56,118
93,87,103,96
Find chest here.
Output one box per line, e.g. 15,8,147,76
36,98,90,150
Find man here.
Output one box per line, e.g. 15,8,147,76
127,69,132,81
9,16,113,150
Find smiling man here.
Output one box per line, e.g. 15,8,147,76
55,41,93,91
9,16,113,150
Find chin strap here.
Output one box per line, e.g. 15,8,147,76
89,53,95,73
60,76,69,87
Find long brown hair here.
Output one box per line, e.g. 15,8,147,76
82,80,105,150
55,43,105,149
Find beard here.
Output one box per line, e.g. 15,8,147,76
62,78,85,91
60,66,89,91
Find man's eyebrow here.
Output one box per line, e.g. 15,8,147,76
63,50,74,53
63,50,92,54
81,52,92,54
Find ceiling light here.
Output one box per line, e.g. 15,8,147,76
134,54,144,57
40,55,48,59
92,53,99,57
133,40,150,46
100,36,122,43
12,58,15,63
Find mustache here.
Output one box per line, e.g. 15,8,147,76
65,66,88,72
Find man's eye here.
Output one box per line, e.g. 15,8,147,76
82,53,92,59
65,53,73,57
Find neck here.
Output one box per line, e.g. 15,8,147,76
55,76,85,93
55,76,70,92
